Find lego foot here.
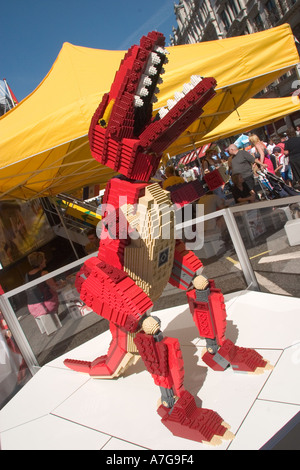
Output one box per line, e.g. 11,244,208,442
202,339,271,373
64,353,140,378
157,391,234,445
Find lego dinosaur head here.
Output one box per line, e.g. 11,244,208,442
89,31,216,181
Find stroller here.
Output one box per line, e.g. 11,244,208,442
255,169,300,200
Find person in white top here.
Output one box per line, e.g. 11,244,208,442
267,139,275,155
182,165,195,182
192,163,200,177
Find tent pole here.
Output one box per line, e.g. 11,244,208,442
53,199,79,260
3,79,16,109
192,142,202,169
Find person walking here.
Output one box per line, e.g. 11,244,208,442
276,133,288,152
249,134,275,174
284,128,300,187
227,144,265,191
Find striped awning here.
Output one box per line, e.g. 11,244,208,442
179,143,211,165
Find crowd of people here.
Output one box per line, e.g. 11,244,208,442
159,128,300,207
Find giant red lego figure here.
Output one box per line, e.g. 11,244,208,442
64,32,270,445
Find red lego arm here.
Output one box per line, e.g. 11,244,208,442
167,179,206,208
169,240,203,290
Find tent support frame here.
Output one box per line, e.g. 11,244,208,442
53,199,80,260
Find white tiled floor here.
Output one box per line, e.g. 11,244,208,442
1,290,300,450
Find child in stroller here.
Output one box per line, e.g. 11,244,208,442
255,165,299,200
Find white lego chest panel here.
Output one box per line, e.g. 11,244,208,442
123,183,175,302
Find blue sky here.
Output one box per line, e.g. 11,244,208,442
1,0,177,102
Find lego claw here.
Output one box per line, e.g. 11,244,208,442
248,360,274,375
221,422,235,441
203,430,234,446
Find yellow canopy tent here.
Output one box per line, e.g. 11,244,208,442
0,24,299,200
167,95,300,156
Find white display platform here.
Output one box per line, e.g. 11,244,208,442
1,290,300,451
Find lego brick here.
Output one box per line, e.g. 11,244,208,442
64,30,272,445
168,179,206,207
76,258,153,332
169,241,203,290
163,337,185,397
123,184,175,302
134,333,184,395
186,290,216,340
201,350,230,371
65,323,140,378
157,390,227,444
186,282,226,345
90,323,128,377
208,286,227,345
204,168,226,190
88,93,109,138
217,339,267,372
142,79,216,154
202,339,268,373
134,332,169,377
88,31,216,180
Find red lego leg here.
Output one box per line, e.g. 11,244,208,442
134,331,185,397
186,278,227,347
134,319,233,445
187,275,271,373
64,322,140,378
157,391,231,445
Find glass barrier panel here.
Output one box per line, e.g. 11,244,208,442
7,261,109,367
0,307,32,409
177,205,248,295
231,200,300,298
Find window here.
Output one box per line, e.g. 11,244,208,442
277,0,288,14
229,0,239,16
221,10,230,30
253,13,264,31
265,0,280,22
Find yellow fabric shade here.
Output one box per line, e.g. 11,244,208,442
166,95,300,155
0,24,299,200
